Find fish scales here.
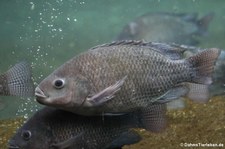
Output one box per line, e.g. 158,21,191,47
76,44,189,102
9,107,144,149
59,45,180,112
34,41,220,115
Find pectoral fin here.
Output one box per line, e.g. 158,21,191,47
50,132,84,149
83,76,127,107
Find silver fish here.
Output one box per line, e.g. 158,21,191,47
117,12,214,45
8,103,167,149
35,41,220,115
0,61,34,97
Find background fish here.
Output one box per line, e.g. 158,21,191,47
8,103,166,149
35,41,220,116
0,61,34,97
116,12,214,45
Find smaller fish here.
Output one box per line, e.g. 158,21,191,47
8,103,167,149
0,61,34,97
117,12,214,45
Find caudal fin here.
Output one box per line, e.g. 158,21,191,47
188,48,220,85
197,12,214,35
0,61,34,97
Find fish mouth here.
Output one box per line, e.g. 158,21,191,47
35,87,48,98
8,140,20,149
8,145,19,149
35,87,49,105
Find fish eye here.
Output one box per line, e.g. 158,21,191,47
22,130,32,141
53,79,65,89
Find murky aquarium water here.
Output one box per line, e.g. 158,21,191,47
0,0,225,148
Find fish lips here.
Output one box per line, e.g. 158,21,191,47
8,140,20,149
35,87,48,104
35,86,73,106
8,145,19,149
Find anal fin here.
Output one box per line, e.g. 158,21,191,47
166,98,186,110
187,83,210,103
106,130,142,149
140,103,167,133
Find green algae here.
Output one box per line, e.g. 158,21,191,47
0,117,24,149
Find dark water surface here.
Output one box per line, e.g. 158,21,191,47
0,0,225,148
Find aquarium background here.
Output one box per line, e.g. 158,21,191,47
0,0,225,148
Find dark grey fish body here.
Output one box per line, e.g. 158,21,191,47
9,102,168,149
0,61,34,97
117,12,214,45
35,41,220,115
8,107,145,149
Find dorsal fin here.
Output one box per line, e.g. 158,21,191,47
149,42,187,60
90,40,191,60
90,40,146,50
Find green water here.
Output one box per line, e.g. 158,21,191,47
1,0,225,118
0,0,225,148
0,0,224,116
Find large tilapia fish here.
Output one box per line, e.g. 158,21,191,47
35,41,220,115
117,12,214,45
0,61,34,97
8,103,166,149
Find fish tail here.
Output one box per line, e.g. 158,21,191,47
197,12,214,35
187,48,220,85
0,61,34,97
